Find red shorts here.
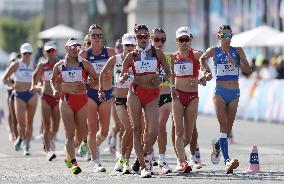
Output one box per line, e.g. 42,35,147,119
61,92,88,112
176,89,198,108
41,94,59,109
131,83,160,106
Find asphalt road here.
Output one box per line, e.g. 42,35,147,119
0,91,283,184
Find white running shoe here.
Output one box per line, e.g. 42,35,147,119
211,138,221,164
151,154,158,166
175,159,183,171
140,167,152,178
114,156,124,172
158,159,172,174
93,161,106,172
144,155,153,173
189,155,202,169
23,144,31,156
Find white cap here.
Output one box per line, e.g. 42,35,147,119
9,52,18,61
65,38,81,47
44,41,57,51
20,43,32,54
121,33,137,45
176,27,192,38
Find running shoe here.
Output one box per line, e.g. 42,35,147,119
94,162,106,172
131,158,140,172
122,161,131,174
140,167,152,178
71,162,82,175
14,137,22,151
85,151,91,161
23,144,31,156
175,159,183,171
77,141,88,157
158,159,172,174
145,155,153,174
195,146,202,164
180,162,192,173
151,154,158,166
114,156,124,172
189,155,202,169
47,151,56,161
225,159,239,174
211,138,221,164
65,159,72,168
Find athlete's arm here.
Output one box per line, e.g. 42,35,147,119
30,63,43,93
120,52,132,83
99,56,116,90
236,47,252,75
156,49,171,82
50,62,61,98
199,47,215,81
2,61,18,88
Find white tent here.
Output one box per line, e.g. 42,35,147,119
267,33,284,46
38,24,83,39
231,25,281,47
0,48,9,64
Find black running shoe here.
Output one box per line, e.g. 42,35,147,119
131,158,140,172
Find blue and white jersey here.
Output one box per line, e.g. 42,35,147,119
87,46,109,74
213,46,240,81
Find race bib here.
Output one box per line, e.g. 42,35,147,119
133,59,157,74
91,59,107,74
216,63,239,76
174,61,193,76
61,69,83,83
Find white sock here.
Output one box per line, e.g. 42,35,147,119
159,154,165,160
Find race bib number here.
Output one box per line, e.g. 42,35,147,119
61,69,83,83
216,63,239,76
133,59,157,74
174,61,193,76
92,61,105,74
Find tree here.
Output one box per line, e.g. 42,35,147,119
0,17,29,53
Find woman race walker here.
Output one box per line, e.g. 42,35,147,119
80,24,116,172
100,33,136,174
149,28,172,174
50,38,97,174
5,52,19,141
199,25,252,174
105,38,125,156
171,27,205,173
2,43,37,156
120,24,171,178
30,41,60,161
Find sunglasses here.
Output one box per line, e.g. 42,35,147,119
178,37,190,43
124,44,135,47
136,33,149,40
46,49,56,53
220,33,233,39
23,52,32,55
69,45,81,50
89,33,103,39
154,37,166,43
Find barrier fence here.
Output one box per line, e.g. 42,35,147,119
198,78,284,124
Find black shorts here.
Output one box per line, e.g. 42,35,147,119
115,97,127,107
159,93,172,107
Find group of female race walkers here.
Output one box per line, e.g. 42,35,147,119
2,23,252,178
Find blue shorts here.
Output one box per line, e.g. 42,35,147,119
14,91,33,103
87,88,113,106
215,86,240,104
